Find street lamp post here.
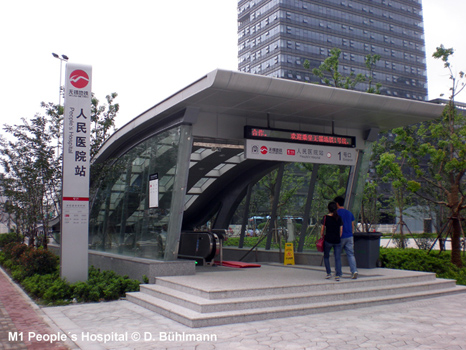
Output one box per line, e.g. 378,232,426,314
52,53,69,109
52,53,69,167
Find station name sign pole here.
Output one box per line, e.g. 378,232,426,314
60,63,92,283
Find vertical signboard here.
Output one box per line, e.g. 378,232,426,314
60,63,92,283
149,173,159,208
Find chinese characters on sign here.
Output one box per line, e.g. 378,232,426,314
246,139,357,166
63,199,88,226
63,81,91,184
70,109,89,176
289,132,352,146
244,126,356,148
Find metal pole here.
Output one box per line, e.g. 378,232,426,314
59,59,63,107
239,183,253,249
265,163,284,250
297,163,319,252
52,53,68,108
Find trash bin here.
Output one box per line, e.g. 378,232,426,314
353,232,382,268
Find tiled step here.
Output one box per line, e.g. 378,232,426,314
136,278,456,313
152,272,438,300
126,268,466,328
126,284,466,328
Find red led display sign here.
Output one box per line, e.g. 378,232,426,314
244,126,356,148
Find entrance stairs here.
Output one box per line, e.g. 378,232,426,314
126,264,466,328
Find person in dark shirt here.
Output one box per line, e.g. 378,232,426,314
321,201,343,281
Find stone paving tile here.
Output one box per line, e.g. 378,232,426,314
42,293,466,350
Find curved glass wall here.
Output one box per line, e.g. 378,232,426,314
89,127,181,260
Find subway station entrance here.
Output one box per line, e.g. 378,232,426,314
89,69,443,276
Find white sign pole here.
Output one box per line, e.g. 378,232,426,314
60,63,92,283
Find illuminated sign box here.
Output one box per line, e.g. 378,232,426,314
244,126,356,148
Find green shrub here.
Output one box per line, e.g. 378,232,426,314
223,237,253,247
0,245,141,304
2,258,14,270
22,273,58,299
102,281,120,301
10,266,27,282
224,236,282,249
87,286,102,302
82,267,140,301
19,248,59,277
71,281,91,302
68,267,139,303
3,243,30,263
0,232,23,248
224,233,319,250
43,279,72,303
380,248,466,285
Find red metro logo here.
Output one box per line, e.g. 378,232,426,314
260,146,268,155
69,70,89,89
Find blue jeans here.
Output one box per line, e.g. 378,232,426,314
323,241,342,277
341,236,358,274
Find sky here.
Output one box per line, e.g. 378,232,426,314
0,0,465,130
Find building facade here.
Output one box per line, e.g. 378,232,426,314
238,0,427,100
84,70,442,283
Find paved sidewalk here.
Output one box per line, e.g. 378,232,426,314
0,268,70,350
2,265,466,349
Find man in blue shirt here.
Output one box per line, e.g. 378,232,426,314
334,196,358,279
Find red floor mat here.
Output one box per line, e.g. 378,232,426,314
216,261,261,268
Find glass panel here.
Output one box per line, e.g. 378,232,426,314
89,127,181,260
228,163,351,250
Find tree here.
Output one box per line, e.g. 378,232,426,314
90,93,119,158
377,152,415,248
377,46,466,267
304,48,381,93
359,137,389,233
304,48,364,89
0,93,119,249
314,164,349,201
304,48,383,231
252,164,304,241
365,54,382,94
0,115,61,248
360,179,382,233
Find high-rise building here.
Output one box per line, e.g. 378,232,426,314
238,0,427,101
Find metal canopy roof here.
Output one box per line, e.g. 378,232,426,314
90,69,447,231
96,69,444,162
